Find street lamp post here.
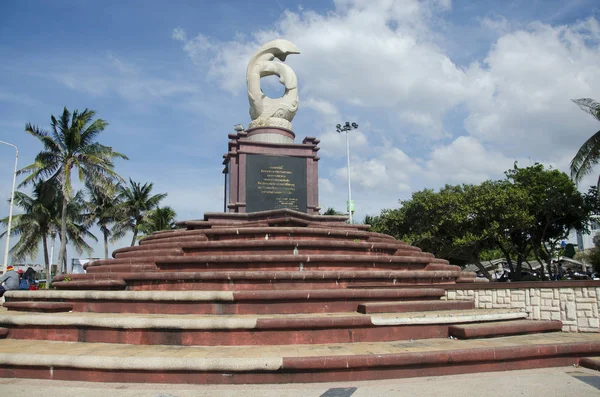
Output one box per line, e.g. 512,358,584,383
336,122,358,224
0,140,18,273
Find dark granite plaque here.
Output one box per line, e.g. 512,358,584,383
246,154,307,213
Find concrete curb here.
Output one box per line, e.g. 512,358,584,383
371,310,527,325
0,353,282,371
5,290,235,301
0,313,258,329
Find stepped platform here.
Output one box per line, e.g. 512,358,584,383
0,306,528,346
0,333,598,384
1,209,598,384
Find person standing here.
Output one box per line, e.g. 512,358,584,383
0,265,19,297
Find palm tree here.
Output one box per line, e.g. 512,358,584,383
0,180,58,268
138,206,177,239
322,207,344,215
570,98,600,185
113,179,167,246
0,181,96,282
61,189,98,263
84,180,121,259
19,107,127,273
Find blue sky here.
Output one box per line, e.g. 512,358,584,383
1,0,599,264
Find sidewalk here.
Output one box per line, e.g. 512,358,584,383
1,366,599,396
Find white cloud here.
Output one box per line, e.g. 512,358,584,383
479,15,511,34
172,27,186,42
464,18,600,160
173,4,600,216
319,178,335,194
334,146,418,191
175,0,472,137
423,136,520,185
304,98,340,120
51,54,196,103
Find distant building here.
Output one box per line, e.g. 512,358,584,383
565,218,600,251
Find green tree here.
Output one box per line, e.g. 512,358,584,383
113,179,167,246
322,207,344,215
475,180,533,281
1,180,96,282
506,163,589,279
374,164,589,281
0,180,58,268
19,107,127,273
373,184,513,280
138,206,177,239
570,98,600,185
84,180,121,259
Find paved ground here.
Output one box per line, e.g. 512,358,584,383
1,366,599,396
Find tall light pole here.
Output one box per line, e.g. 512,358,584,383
336,122,358,224
0,140,18,273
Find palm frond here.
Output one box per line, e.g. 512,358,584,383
570,129,600,182
572,98,600,122
80,118,108,146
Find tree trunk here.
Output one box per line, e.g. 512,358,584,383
498,244,515,274
42,236,49,286
131,227,137,247
514,253,524,281
48,235,55,289
532,248,548,281
472,258,493,281
57,193,69,275
104,230,109,259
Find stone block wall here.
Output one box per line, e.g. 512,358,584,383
442,282,600,333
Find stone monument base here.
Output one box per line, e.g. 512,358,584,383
0,209,598,383
224,128,320,214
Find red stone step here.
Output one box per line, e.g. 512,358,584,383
114,248,184,259
155,254,448,272
0,309,526,346
84,254,450,274
579,356,600,371
5,288,446,315
448,319,563,339
0,328,7,338
193,226,389,243
175,240,417,257
52,270,461,291
1,334,599,384
3,301,73,313
140,235,208,247
85,265,158,274
50,279,127,290
139,229,208,244
357,300,475,314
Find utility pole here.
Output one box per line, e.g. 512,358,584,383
0,140,18,273
335,122,358,224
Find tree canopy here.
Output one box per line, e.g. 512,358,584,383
112,179,168,246
570,98,600,185
18,107,127,272
373,163,591,281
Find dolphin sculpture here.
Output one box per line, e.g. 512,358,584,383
246,39,300,130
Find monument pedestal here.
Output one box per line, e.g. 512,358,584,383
223,127,320,214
